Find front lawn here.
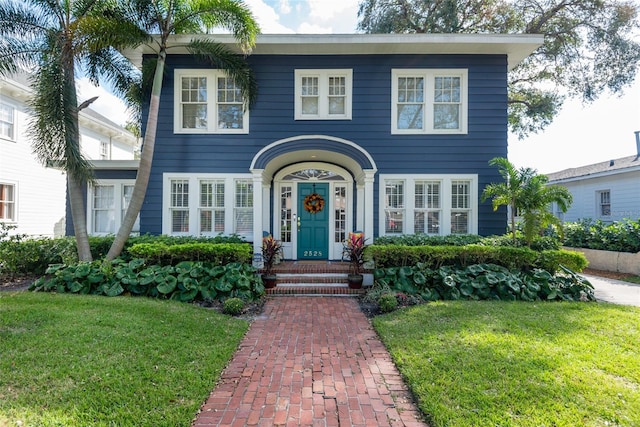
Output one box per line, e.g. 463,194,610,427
374,301,640,427
0,292,248,426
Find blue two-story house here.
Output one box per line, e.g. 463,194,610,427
79,34,542,260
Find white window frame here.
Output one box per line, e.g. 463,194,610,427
0,182,17,222
87,180,139,236
99,141,111,160
597,190,611,218
379,174,477,236
0,101,16,141
174,69,249,134
391,69,468,134
294,69,353,120
163,173,254,239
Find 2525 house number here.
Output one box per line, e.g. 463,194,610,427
303,250,323,257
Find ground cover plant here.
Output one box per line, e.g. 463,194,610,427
373,301,640,427
563,218,640,253
0,292,248,426
31,259,264,302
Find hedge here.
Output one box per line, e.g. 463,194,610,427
366,244,587,273
127,242,252,265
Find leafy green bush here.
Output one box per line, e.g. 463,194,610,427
563,218,640,253
223,298,245,315
128,242,252,265
0,224,77,278
373,263,595,302
374,234,484,246
378,293,398,313
30,259,265,302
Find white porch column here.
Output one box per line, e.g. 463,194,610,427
251,169,265,256
363,170,376,239
356,182,365,232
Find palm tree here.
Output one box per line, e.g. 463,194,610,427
0,0,145,261
518,173,572,246
481,157,534,242
105,0,259,261
482,157,572,246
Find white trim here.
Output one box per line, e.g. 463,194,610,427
249,134,378,172
0,180,17,222
0,100,16,142
173,69,249,134
294,69,352,120
378,174,478,236
273,163,354,260
391,69,468,134
162,173,253,239
129,34,543,71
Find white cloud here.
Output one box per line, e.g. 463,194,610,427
307,0,359,22
76,78,130,126
244,0,295,33
278,0,291,14
300,0,359,33
297,22,333,34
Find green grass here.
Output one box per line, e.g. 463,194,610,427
373,301,640,427
0,292,248,427
622,276,640,285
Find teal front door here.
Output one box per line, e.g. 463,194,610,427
297,183,329,260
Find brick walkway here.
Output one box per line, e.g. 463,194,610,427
192,297,427,427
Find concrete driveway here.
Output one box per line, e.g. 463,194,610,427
581,274,640,307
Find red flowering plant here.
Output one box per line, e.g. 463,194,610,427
343,233,368,275
262,235,283,275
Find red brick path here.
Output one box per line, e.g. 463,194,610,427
192,297,428,426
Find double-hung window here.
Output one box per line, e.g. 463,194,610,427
164,174,254,238
415,181,441,234
597,190,611,218
200,180,225,234
450,180,471,234
295,69,352,120
174,70,248,133
0,183,16,221
0,102,15,140
89,181,138,235
392,69,467,134
380,175,477,235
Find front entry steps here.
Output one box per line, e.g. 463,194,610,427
264,261,369,296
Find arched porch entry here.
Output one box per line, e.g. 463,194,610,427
250,135,377,260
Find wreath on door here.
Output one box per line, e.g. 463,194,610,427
303,193,325,214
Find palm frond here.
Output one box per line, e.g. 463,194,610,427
187,38,258,108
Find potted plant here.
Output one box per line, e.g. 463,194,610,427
261,235,283,288
343,233,367,289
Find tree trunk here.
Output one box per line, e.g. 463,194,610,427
106,53,166,261
67,174,92,261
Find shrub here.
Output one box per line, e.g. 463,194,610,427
563,218,640,253
128,242,252,265
378,293,399,313
31,259,265,302
374,234,484,246
373,263,595,302
223,298,245,315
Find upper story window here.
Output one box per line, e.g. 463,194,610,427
0,102,15,140
597,190,611,217
174,69,248,134
295,69,352,120
0,183,16,221
392,69,468,134
99,141,111,160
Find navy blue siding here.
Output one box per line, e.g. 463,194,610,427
136,53,508,237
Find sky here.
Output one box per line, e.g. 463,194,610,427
80,0,640,174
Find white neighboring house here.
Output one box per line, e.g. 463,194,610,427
546,132,640,223
0,72,138,238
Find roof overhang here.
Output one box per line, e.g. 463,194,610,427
124,33,543,71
